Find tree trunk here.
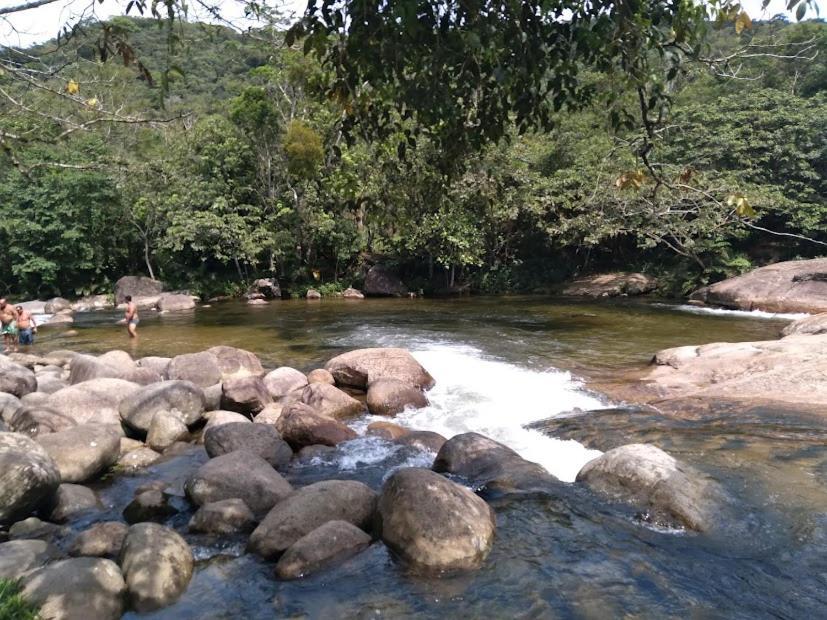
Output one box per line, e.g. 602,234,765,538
233,257,244,282
144,238,156,281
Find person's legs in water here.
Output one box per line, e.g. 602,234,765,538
2,321,18,352
128,317,139,338
18,327,33,347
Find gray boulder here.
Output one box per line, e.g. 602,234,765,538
364,264,408,297
47,378,141,427
0,432,60,525
68,354,124,384
0,392,21,425
275,520,371,580
119,380,205,433
249,277,281,299
0,539,60,581
146,411,188,452
263,367,308,399
10,405,76,436
156,293,196,312
117,447,160,471
306,368,335,385
188,498,256,535
204,422,292,469
206,345,263,380
119,523,193,612
220,376,272,415
69,521,128,559
136,356,171,377
122,489,178,524
35,374,68,395
166,351,222,387
376,468,495,571
300,382,364,419
276,403,357,449
324,348,435,390
114,275,163,305
0,357,37,397
202,409,251,433
49,483,101,523
8,517,64,542
37,424,121,483
397,430,446,453
248,479,376,559
44,297,72,313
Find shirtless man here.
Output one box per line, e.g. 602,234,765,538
124,295,139,338
0,298,19,352
16,306,36,347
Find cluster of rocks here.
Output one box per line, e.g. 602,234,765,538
562,272,658,297
0,344,720,619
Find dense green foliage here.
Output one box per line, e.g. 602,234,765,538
0,579,38,620
0,16,824,298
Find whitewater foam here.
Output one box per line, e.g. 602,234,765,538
661,304,808,321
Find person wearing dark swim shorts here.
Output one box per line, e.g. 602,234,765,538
124,295,139,338
16,306,36,347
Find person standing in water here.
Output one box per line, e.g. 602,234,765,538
124,295,139,338
16,305,36,347
0,299,19,352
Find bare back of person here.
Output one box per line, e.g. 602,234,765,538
124,296,139,338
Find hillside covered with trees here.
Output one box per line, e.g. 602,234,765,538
0,14,825,299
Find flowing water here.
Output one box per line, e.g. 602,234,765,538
35,297,827,618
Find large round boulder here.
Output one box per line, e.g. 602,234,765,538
275,520,371,580
300,382,364,419
263,367,308,400
276,403,357,449
202,409,251,433
376,468,495,572
9,405,76,436
156,293,196,312
324,348,435,390
166,351,222,387
364,264,408,297
114,275,163,305
185,449,292,516
68,354,125,385
0,539,60,580
136,356,171,376
0,432,60,525
0,392,22,425
220,376,272,415
366,379,428,416
44,297,72,313
119,380,206,433
206,345,263,380
37,424,121,483
204,422,292,469
188,498,256,535
146,411,189,452
47,378,141,427
69,521,128,559
0,357,37,398
576,443,724,532
248,479,376,559
48,483,101,523
119,523,192,612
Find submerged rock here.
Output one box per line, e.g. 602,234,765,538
324,348,435,391
188,498,256,535
0,432,60,525
275,520,371,580
376,468,495,572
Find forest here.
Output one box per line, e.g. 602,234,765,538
0,13,825,299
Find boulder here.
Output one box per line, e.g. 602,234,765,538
275,520,371,580
203,383,222,411
300,382,364,419
10,405,76,436
156,293,196,312
206,345,263,380
136,356,171,377
21,557,126,620
342,287,365,299
204,422,292,469
202,409,251,433
117,446,161,471
576,443,723,531
306,289,321,300
247,298,268,305
21,391,50,407
119,380,206,433
188,498,255,535
146,411,189,452
220,376,272,415
37,424,120,483
47,378,141,427
166,351,222,387
433,432,555,492
0,539,60,581
690,257,827,314
782,312,827,337
0,432,60,525
397,430,446,453
366,421,410,440
364,264,408,297
0,357,37,397
249,277,281,299
0,392,22,425
68,354,124,384
40,313,74,328
263,367,308,399
185,450,292,516
69,521,128,559
563,272,658,297
248,480,376,559
324,348,435,390
49,483,100,522
366,379,428,416
97,350,135,374
43,297,72,313
35,375,68,395
254,403,284,426
71,295,111,312
306,368,335,385
9,517,64,542
122,489,178,524
114,275,164,305
119,523,193,612
276,403,358,449
376,468,495,571
17,300,47,314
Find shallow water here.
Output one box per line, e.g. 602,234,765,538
34,296,827,618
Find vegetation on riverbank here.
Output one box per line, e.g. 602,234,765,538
0,16,824,299
0,579,38,620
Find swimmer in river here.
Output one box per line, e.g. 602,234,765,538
0,298,19,352
124,295,139,338
16,305,36,347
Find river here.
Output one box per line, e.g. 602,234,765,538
38,296,827,618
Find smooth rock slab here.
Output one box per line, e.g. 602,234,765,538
275,520,371,580
204,422,292,469
0,432,60,525
21,557,126,620
37,424,121,483
188,499,256,535
119,523,193,612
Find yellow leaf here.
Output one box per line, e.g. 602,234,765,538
66,79,79,95
735,10,752,34
615,170,646,191
727,193,756,218
85,97,98,107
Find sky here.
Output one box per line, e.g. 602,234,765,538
0,0,825,48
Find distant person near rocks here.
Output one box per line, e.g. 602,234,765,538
0,298,19,352
124,296,139,338
16,305,36,347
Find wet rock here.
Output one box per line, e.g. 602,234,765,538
249,480,376,559
69,522,128,559
71,294,110,312
49,484,100,523
563,272,657,297
782,312,827,336
204,422,292,469
9,517,64,542
167,351,222,388
0,432,60,525
119,437,143,455
117,446,160,471
433,432,555,493
37,424,121,483
44,297,72,313
324,348,435,390
366,421,409,440
263,367,308,399
364,264,408,297
206,345,263,380
114,275,163,305
254,403,283,426
188,498,255,535
119,380,206,433
0,357,37,397
156,293,196,312
576,443,723,531
295,444,336,461
397,430,446,453
376,468,495,571
0,392,22,425
220,376,272,415
300,382,364,419
249,278,281,299
146,411,189,452
10,405,76,436
185,450,292,516
306,289,321,300
47,378,140,427
119,523,193,612
136,356,172,377
202,409,251,432
342,287,365,299
247,298,268,305
306,368,335,385
275,520,371,580
122,489,178,524
276,403,358,449
366,379,428,416
690,257,827,314
0,539,60,580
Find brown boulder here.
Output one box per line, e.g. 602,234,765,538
366,379,428,416
366,421,409,440
563,272,657,297
156,293,196,312
781,312,827,336
397,430,446,453
306,368,335,385
364,264,408,297
275,520,371,580
188,498,256,535
300,382,364,419
263,367,308,399
206,345,263,380
221,376,273,415
69,521,128,559
114,275,163,305
166,351,222,387
324,348,435,390
204,421,292,469
276,403,357,449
